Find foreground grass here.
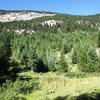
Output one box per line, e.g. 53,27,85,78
18,71,100,100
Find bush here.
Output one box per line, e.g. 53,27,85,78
14,78,40,94
0,80,16,100
0,78,40,100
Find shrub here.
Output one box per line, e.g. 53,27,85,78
0,78,40,100
14,78,40,94
0,80,16,100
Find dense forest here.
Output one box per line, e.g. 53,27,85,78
0,10,100,100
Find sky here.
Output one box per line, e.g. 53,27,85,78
0,0,100,15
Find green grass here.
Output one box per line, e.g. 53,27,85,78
18,71,100,100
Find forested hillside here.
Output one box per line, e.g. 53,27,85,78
0,10,100,100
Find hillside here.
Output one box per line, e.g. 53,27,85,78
0,10,100,100
0,10,100,34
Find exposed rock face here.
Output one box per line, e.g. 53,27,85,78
96,48,100,56
14,29,35,35
75,20,100,30
42,20,63,27
0,12,56,22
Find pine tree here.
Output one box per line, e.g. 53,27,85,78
72,49,77,64
98,32,100,47
56,50,68,72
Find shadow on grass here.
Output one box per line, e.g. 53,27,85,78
76,93,100,100
54,95,69,100
54,93,100,100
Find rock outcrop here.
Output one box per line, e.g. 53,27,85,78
0,12,56,22
42,20,63,27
